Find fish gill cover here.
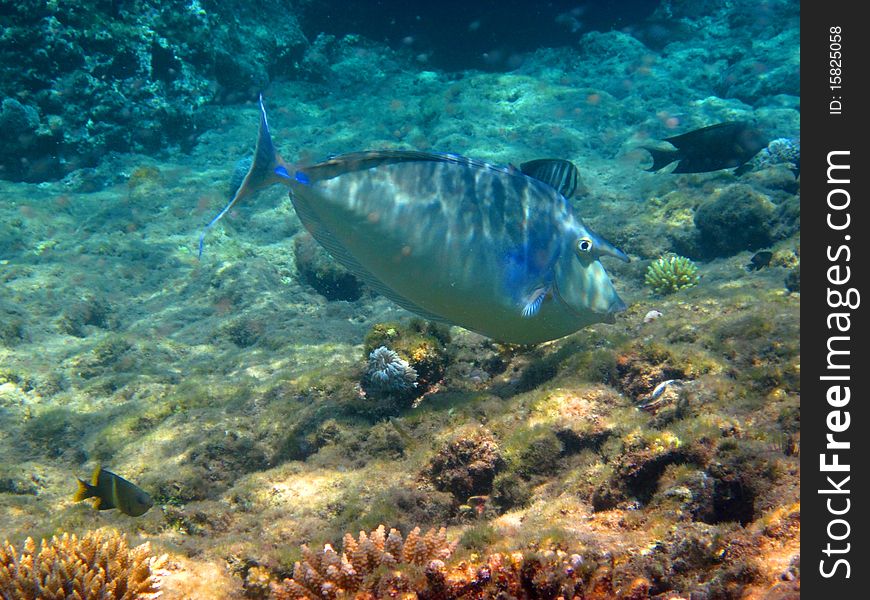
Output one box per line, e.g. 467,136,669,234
0,0,800,598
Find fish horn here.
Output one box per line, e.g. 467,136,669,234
592,231,630,263
198,94,290,257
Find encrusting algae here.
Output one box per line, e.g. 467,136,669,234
0,529,167,600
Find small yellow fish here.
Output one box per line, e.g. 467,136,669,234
73,466,153,517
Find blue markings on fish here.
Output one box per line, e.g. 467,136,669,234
199,95,629,344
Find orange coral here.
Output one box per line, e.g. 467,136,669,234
0,528,167,600
271,525,455,600
270,525,596,600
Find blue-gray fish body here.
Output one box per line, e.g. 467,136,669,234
200,97,628,344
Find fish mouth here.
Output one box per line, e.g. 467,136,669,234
609,295,628,314
603,296,628,323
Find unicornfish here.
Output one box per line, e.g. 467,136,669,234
199,96,629,344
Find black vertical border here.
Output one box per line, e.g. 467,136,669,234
803,1,869,596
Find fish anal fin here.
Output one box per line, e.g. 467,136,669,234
521,287,549,318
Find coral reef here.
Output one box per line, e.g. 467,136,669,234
363,321,451,392
0,0,306,182
363,346,419,395
269,524,597,600
753,138,800,173
270,525,455,599
644,255,700,295
0,529,166,599
346,321,451,417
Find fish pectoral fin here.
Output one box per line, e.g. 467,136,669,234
521,287,550,318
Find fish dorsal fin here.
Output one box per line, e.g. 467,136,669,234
302,150,516,182
663,121,747,147
519,159,581,199
290,194,453,325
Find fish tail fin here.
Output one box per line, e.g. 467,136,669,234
643,146,678,172
73,478,94,502
198,94,293,257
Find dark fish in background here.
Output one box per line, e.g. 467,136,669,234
746,250,773,271
73,466,153,517
643,121,768,174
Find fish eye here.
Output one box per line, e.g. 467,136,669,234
577,238,593,253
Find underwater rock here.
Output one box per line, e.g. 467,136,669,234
615,344,687,400
0,97,60,182
491,472,533,512
771,196,800,239
364,321,450,393
424,431,504,501
694,184,775,258
513,428,565,480
293,232,364,302
57,296,113,337
347,320,449,418
0,313,27,347
718,45,800,104
785,265,800,292
0,0,306,182
219,317,263,348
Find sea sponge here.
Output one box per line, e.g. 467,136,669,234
270,525,455,600
644,255,700,295
0,529,167,600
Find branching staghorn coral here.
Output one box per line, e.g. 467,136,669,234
0,529,167,600
271,525,455,600
644,255,700,295
269,524,593,600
